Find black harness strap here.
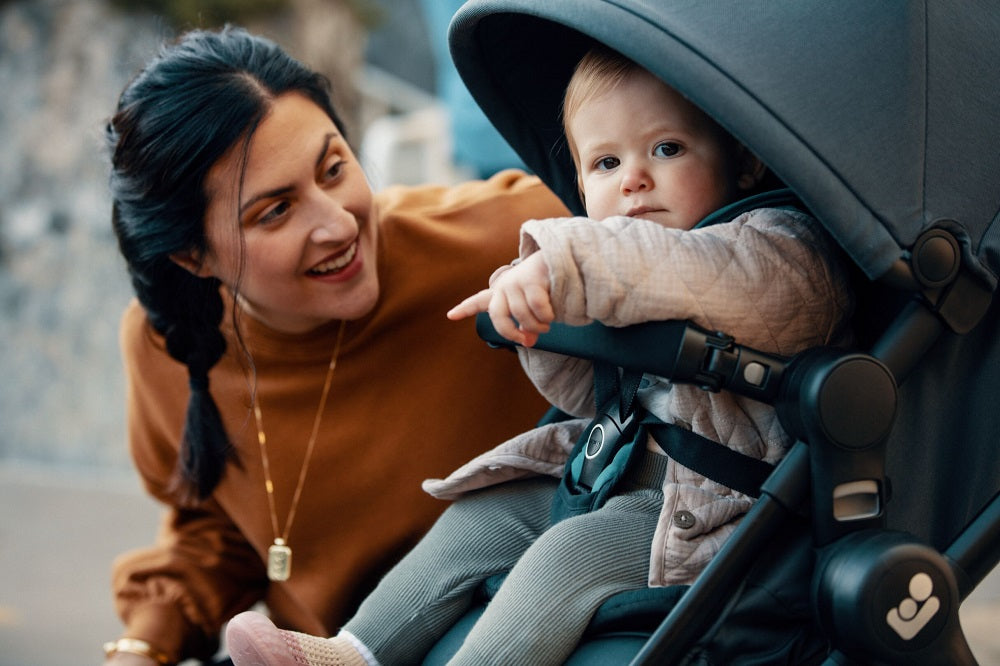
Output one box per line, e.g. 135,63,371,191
592,361,642,418
564,362,775,513
642,415,776,498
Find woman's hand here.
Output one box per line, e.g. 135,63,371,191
447,253,554,347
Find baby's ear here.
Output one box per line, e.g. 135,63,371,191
737,147,767,191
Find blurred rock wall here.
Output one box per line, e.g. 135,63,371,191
0,0,371,470
0,0,163,469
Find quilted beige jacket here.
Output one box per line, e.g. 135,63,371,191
424,208,853,586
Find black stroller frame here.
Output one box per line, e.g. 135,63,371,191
438,1,1000,663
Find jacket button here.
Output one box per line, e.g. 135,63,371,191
673,510,696,529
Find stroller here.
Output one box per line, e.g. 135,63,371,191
424,1,1000,664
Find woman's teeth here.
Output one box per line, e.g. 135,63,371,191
308,243,357,275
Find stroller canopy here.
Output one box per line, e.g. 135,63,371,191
449,0,1000,287
449,0,1000,550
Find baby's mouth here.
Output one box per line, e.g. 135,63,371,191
307,242,357,276
627,205,662,218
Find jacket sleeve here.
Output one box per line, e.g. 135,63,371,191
515,347,596,419
519,208,852,356
422,418,589,499
111,304,266,661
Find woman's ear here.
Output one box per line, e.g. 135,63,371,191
736,147,768,191
169,249,213,278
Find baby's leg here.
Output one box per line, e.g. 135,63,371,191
345,476,558,664
448,451,666,666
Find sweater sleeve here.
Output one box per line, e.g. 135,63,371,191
111,302,266,661
520,208,852,356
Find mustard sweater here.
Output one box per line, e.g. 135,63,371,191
112,170,568,661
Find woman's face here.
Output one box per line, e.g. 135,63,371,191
194,92,379,333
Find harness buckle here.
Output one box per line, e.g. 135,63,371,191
576,398,641,491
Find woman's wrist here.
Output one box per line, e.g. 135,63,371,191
104,652,158,665
103,638,173,665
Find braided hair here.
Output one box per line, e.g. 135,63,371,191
106,26,346,503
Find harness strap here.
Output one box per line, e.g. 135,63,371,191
642,415,775,498
593,361,643,418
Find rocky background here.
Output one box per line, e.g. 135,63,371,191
0,0,433,471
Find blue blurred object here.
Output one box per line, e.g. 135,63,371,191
419,0,525,178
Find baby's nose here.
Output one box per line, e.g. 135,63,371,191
620,167,652,193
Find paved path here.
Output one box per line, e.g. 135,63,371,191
0,463,161,666
1,461,997,665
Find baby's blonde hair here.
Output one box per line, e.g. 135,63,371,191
561,46,764,203
562,46,642,168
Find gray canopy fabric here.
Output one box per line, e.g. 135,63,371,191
449,0,1000,550
449,0,1000,287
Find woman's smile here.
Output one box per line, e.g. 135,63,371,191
307,241,360,278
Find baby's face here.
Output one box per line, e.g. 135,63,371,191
570,69,737,229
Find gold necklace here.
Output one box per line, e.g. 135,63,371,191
253,319,347,582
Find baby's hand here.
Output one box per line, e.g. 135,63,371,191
447,253,554,347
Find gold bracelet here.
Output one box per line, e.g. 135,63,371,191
103,637,172,664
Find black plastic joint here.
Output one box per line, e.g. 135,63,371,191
697,331,738,391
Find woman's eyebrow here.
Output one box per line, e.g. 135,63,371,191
239,132,338,215
315,132,336,167
240,186,294,215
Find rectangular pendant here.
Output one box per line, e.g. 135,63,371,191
267,541,292,581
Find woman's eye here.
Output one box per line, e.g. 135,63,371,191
595,156,620,171
654,142,682,158
257,201,290,225
324,159,345,181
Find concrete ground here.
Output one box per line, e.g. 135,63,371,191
1,460,997,666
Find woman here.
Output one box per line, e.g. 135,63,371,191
102,26,565,665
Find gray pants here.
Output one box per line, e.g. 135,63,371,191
344,450,667,666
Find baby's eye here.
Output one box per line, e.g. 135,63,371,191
653,142,682,158
594,156,620,171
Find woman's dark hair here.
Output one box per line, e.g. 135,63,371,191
107,26,346,503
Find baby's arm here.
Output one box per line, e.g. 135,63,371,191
522,210,851,354
448,248,596,417
447,252,554,347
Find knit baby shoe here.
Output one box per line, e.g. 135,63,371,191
226,611,368,666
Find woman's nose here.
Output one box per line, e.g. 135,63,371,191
620,165,652,194
306,193,355,244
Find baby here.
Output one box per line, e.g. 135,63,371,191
226,46,852,666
